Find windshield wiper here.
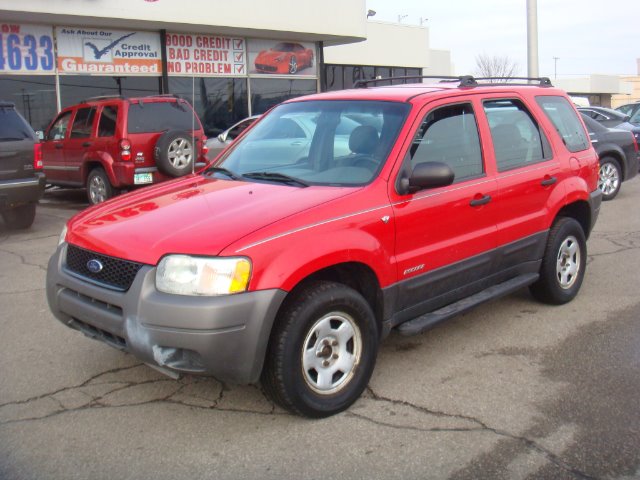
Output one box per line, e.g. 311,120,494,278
204,166,240,180
242,171,309,187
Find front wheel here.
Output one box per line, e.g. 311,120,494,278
530,217,586,305
598,157,622,201
261,281,379,418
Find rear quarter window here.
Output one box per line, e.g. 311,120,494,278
535,96,590,153
127,101,200,134
0,107,34,140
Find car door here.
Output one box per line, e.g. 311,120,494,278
41,110,73,183
479,95,566,269
65,106,97,184
389,98,499,317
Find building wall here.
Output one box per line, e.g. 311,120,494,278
324,21,429,69
612,77,640,108
0,0,367,42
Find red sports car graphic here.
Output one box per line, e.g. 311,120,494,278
254,42,314,74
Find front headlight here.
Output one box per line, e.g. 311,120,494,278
156,255,251,296
58,224,68,246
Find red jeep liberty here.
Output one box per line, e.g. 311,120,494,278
47,76,602,417
41,95,207,204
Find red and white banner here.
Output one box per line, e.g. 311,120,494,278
56,27,162,75
166,33,246,76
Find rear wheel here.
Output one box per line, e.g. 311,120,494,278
598,157,622,201
87,168,114,205
530,217,586,305
2,202,36,229
261,281,379,418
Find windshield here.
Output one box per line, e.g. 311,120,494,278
214,100,409,186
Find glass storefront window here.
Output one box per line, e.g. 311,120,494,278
168,77,248,137
0,75,57,132
59,76,161,109
326,65,344,91
250,78,317,115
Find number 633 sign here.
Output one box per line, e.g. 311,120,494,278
0,24,54,73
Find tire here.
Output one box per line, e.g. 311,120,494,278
87,168,114,205
597,157,622,201
2,202,36,229
261,281,379,418
288,56,298,74
154,130,195,177
530,217,586,305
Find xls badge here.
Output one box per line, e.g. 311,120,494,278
86,259,104,273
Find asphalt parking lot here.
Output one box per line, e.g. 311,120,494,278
1,178,639,480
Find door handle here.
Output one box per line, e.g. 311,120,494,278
541,176,557,186
470,194,492,207
82,142,92,148
55,144,63,149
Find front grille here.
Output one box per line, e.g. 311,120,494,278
65,245,144,291
255,64,277,72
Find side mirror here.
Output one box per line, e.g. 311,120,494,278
35,130,44,141
623,114,631,122
217,132,227,143
398,161,455,194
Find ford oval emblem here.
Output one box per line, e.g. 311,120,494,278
86,259,104,273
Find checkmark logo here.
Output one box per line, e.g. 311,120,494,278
235,52,244,62
233,39,244,50
234,64,245,74
84,32,135,60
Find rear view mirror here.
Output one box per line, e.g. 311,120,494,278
398,161,455,194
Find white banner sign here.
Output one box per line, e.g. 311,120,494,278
56,27,162,75
0,23,54,74
166,33,246,76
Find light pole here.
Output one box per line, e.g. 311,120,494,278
420,17,429,26
526,0,539,77
553,56,559,79
398,14,408,23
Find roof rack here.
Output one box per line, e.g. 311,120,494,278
473,76,553,86
80,95,124,103
353,75,553,89
353,75,477,89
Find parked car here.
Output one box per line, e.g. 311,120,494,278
578,106,640,150
615,101,640,124
0,102,46,229
580,113,638,200
254,42,314,74
47,76,602,418
41,95,208,205
578,106,631,128
205,115,260,160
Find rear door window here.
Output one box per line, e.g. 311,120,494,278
127,101,200,133
70,107,97,139
535,96,590,152
483,98,551,171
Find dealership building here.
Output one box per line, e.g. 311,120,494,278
0,0,451,135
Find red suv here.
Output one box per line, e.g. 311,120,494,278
47,76,602,417
41,95,207,204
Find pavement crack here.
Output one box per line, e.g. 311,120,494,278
0,247,48,272
361,387,598,480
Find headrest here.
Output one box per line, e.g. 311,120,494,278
349,125,379,155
